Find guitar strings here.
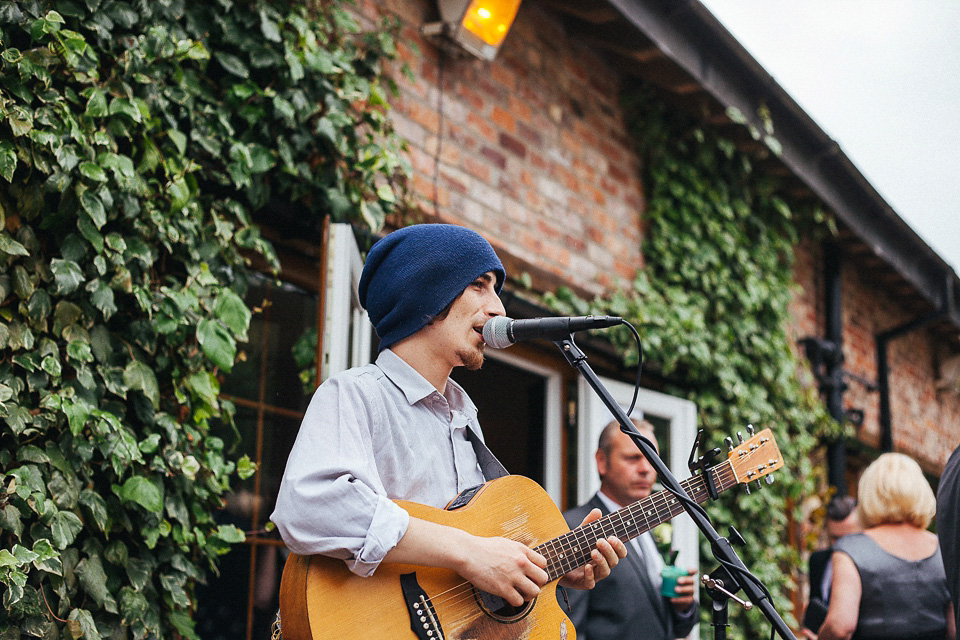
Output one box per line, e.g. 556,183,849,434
419,461,746,618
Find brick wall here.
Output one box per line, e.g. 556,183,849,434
791,240,960,473
843,262,960,472
370,0,645,297
365,0,960,473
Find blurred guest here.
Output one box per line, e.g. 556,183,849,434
817,453,955,640
558,419,698,640
803,496,861,636
938,444,960,634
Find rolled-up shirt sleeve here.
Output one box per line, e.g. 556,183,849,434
271,370,409,576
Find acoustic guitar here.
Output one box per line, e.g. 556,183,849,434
278,428,783,640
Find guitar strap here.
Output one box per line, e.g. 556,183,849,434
465,424,509,480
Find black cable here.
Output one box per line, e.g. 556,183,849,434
624,320,643,418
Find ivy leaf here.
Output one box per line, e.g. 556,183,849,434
213,289,251,339
50,510,84,549
60,393,92,435
85,89,108,117
3,581,24,608
184,372,219,410
108,98,142,123
0,232,29,256
54,301,84,337
89,324,113,363
237,455,256,480
123,359,159,408
125,557,152,591
197,318,236,371
214,52,249,78
119,587,149,624
376,183,396,203
248,143,275,173
168,177,191,211
216,523,246,544
66,340,94,364
77,214,104,253
79,489,109,533
167,129,187,155
51,258,86,294
0,139,17,182
0,504,24,538
79,161,108,183
4,406,32,436
79,190,106,228
259,9,282,42
160,573,190,608
77,553,118,613
87,279,117,320
168,611,200,640
67,608,101,640
114,476,163,513
31,537,61,575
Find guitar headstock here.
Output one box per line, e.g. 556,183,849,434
727,428,784,484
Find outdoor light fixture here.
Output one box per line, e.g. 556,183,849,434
422,0,522,61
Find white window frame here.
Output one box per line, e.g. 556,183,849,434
322,223,373,380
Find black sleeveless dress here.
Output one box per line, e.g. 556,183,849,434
834,532,950,640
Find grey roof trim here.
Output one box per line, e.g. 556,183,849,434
604,0,960,328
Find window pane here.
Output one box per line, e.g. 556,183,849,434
222,275,318,413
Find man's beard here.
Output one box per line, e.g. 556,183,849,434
458,344,485,370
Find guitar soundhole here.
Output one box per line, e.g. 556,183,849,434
473,588,535,622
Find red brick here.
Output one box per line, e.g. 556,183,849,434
491,106,516,133
499,132,526,158
463,155,491,183
480,146,507,170
467,112,497,144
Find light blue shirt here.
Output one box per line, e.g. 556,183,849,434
271,349,486,576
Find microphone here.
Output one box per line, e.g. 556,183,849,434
482,315,623,349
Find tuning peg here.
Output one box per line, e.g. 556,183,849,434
765,474,775,485
724,437,734,452
747,424,755,436
736,431,744,444
743,483,751,495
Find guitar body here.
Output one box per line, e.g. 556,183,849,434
279,475,576,640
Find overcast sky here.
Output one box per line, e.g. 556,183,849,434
697,0,960,272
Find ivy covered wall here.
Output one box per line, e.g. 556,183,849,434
0,1,404,637
543,86,844,638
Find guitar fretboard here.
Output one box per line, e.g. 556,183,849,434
536,460,737,580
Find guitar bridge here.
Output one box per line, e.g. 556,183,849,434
400,572,445,640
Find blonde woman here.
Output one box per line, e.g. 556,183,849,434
817,453,955,640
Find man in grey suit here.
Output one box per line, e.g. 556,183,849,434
558,419,699,640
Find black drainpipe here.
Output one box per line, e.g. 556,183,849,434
823,242,847,492
875,273,955,452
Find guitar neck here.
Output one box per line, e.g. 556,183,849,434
537,460,737,581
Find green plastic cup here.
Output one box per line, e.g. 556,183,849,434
660,565,687,598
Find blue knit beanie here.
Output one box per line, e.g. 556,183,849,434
358,224,505,351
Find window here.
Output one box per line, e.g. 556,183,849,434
194,224,370,640
451,349,564,502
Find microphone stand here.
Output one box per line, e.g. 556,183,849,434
552,336,797,640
